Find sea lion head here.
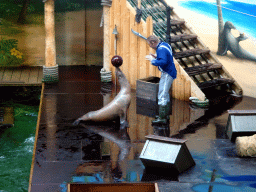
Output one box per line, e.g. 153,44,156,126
224,21,236,30
115,67,125,80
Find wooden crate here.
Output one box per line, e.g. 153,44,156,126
68,183,160,192
136,77,160,102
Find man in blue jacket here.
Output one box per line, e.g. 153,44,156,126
146,35,177,124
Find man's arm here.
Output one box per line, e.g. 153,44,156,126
151,47,168,67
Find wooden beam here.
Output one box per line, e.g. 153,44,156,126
44,0,56,67
103,6,111,71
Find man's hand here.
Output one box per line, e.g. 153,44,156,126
150,53,157,58
145,55,155,62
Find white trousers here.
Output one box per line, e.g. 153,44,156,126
158,71,174,106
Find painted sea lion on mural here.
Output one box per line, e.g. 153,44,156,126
216,0,256,62
218,21,256,62
73,56,131,130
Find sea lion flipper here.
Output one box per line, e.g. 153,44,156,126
120,120,129,130
73,117,82,126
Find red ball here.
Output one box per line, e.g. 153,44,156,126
111,55,123,67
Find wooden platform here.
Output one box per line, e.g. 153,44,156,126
0,66,43,86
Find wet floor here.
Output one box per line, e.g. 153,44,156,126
30,65,256,192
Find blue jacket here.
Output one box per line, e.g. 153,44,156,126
151,42,177,79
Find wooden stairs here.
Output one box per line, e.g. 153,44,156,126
127,0,243,98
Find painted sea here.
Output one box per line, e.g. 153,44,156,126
177,0,256,40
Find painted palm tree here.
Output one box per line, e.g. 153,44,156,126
17,0,30,24
216,0,225,55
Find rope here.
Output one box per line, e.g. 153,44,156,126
100,68,112,83
216,4,256,18
189,97,209,108
42,65,59,83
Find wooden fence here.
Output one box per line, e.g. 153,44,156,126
103,0,205,101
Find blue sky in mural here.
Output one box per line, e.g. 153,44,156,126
177,0,256,38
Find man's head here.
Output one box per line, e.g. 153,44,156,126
147,35,160,50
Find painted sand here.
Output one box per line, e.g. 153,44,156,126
166,0,256,98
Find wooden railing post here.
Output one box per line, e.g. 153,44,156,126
101,0,113,82
43,0,59,83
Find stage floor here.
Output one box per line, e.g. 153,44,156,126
29,65,256,192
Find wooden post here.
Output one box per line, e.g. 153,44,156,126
43,0,58,83
103,6,111,72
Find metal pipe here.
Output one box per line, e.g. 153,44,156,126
166,6,171,44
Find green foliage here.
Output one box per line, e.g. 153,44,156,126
0,18,23,35
67,2,82,10
0,38,24,66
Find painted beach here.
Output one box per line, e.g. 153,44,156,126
167,0,256,98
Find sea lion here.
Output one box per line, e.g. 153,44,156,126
73,67,131,129
218,21,256,62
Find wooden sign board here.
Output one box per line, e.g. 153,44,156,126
226,110,256,142
140,135,195,174
68,183,160,192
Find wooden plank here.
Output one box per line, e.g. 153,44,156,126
20,67,31,84
28,84,44,192
11,68,22,82
146,16,155,77
68,183,158,192
138,115,147,140
179,99,185,129
184,63,222,76
170,34,197,43
171,19,185,26
121,0,130,82
169,99,179,135
37,67,43,84
129,10,138,89
109,0,115,74
184,79,191,101
174,48,210,59
1,68,13,82
128,96,137,141
199,78,235,89
137,23,142,80
154,19,185,28
0,68,5,81
103,6,111,71
115,0,121,56
183,98,190,123
180,75,185,101
173,65,181,99
138,21,147,80
29,67,40,84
